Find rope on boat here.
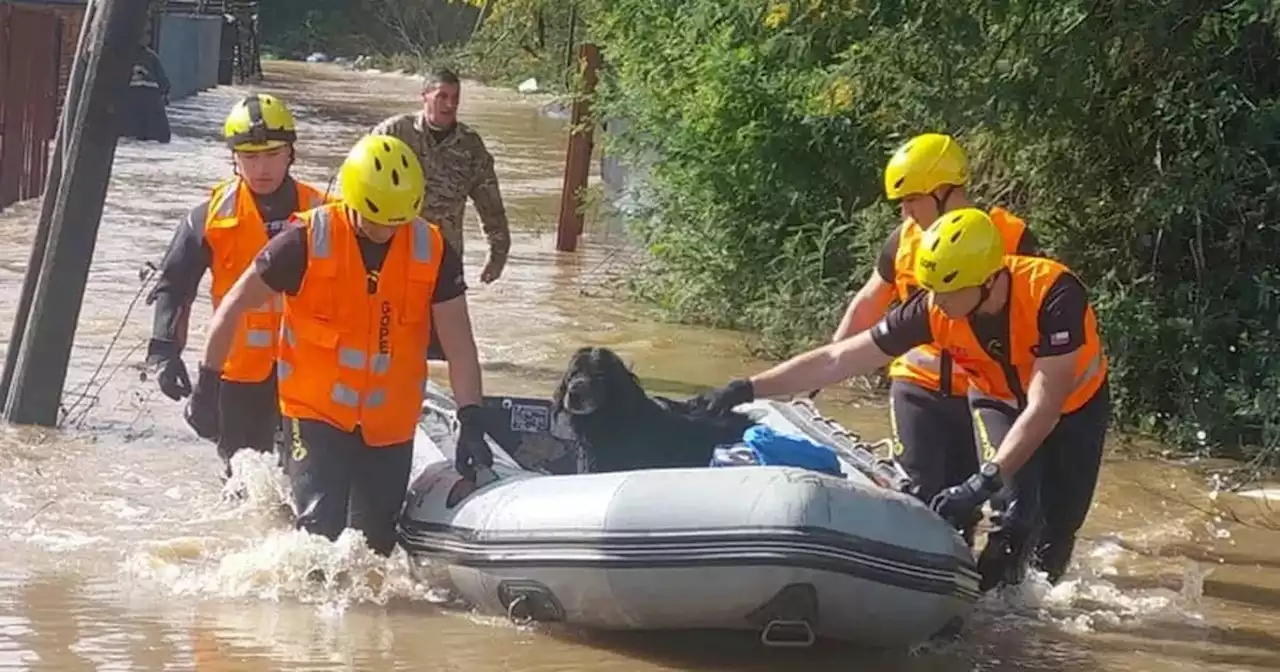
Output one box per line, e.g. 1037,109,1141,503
783,395,914,493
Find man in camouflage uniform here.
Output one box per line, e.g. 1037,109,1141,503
371,68,512,284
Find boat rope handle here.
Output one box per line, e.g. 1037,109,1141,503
506,594,533,624
760,619,816,648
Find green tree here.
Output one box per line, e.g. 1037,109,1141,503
592,0,1280,459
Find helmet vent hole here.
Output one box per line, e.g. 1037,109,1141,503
391,169,401,186
374,157,383,172
413,197,421,211
949,230,962,243
382,141,392,152
365,198,380,214
950,213,964,224
942,271,958,284
929,239,940,252
401,155,409,168
893,177,904,189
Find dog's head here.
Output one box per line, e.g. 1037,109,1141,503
552,346,648,418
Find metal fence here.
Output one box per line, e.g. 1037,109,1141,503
0,4,62,211
155,13,222,99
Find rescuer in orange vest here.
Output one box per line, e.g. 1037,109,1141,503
146,94,327,479
829,134,1041,516
699,209,1111,592
188,134,495,556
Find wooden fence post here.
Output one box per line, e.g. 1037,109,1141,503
554,43,602,253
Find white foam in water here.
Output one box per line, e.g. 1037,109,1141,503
10,527,111,553
1237,486,1280,501
970,537,1210,636
220,450,295,514
124,450,436,613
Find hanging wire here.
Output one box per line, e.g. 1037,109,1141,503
60,262,158,429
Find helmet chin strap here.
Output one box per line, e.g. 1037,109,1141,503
963,270,1003,318
932,185,957,217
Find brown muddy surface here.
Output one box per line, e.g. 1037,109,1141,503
0,60,1277,671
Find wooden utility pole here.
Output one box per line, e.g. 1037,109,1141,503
0,1,97,415
554,43,602,253
4,0,151,427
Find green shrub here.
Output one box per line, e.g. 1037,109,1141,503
592,0,1280,461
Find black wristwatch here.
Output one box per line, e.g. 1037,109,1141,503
978,461,1003,491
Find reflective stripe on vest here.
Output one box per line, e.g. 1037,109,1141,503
929,256,1108,414
277,206,441,446
225,183,272,349
205,179,328,382
207,181,275,380
968,348,1105,409
286,215,434,410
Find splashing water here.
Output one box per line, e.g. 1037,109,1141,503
123,451,444,614
964,534,1210,640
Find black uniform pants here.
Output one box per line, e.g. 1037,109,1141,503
889,380,980,505
216,373,280,479
427,323,446,361
970,380,1110,591
280,416,414,556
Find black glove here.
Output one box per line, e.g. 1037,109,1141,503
930,461,1004,529
455,405,495,482
693,378,755,416
183,365,222,441
145,339,192,401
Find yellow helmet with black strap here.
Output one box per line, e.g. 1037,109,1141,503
914,208,1005,292
223,93,297,152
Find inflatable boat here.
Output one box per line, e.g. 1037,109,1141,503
399,383,981,648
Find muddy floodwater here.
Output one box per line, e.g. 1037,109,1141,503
1,61,1279,671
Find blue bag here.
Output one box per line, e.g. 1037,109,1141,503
709,424,844,477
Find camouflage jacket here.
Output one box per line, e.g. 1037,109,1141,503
370,113,511,265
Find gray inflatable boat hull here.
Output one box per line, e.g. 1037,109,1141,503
400,389,980,647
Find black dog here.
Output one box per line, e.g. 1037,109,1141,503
551,346,756,472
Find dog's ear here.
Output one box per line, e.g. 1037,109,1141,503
597,349,649,408
552,352,582,411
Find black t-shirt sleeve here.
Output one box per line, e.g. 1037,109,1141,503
870,289,934,357
1016,226,1040,255
875,225,903,284
1035,273,1088,357
253,225,308,295
431,239,468,304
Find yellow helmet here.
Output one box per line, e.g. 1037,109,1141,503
883,133,970,200
224,94,297,152
338,134,425,226
914,208,1005,292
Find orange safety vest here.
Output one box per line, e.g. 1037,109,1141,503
276,204,444,447
888,207,1028,395
204,178,327,383
926,256,1108,414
